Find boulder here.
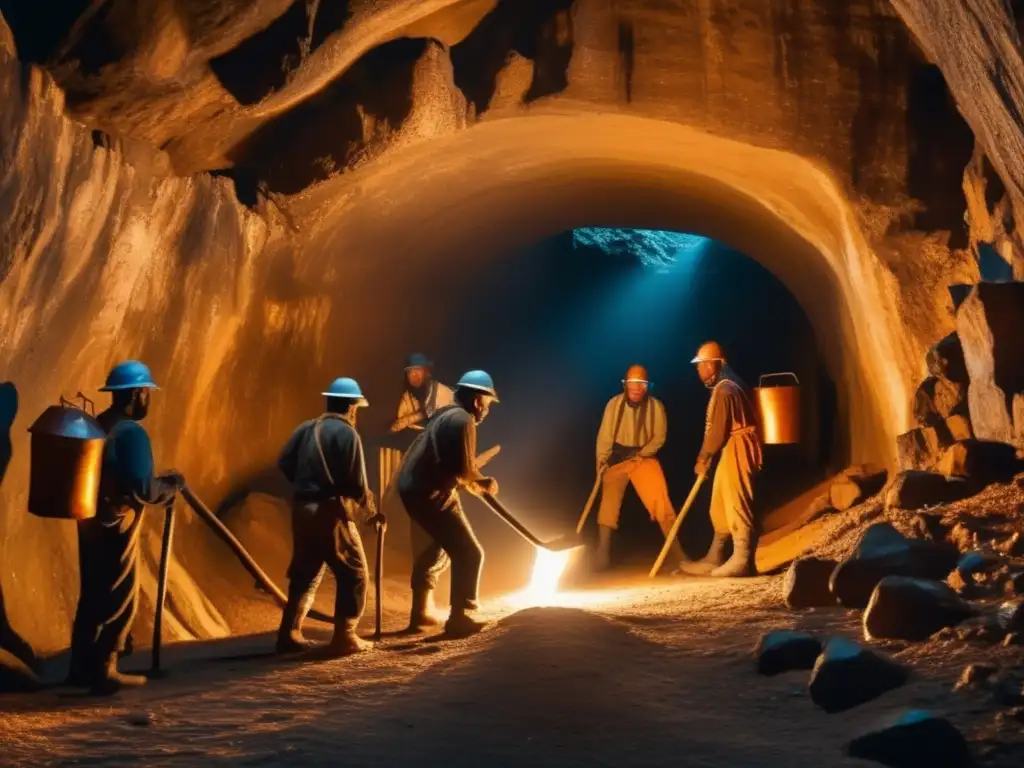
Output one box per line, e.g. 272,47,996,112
945,413,974,442
996,598,1024,632
0,649,42,694
830,523,960,609
863,577,976,641
935,439,1021,481
913,376,969,422
783,557,838,609
955,550,988,577
912,378,942,427
809,637,908,713
754,630,823,676
927,333,969,385
846,710,970,768
830,468,889,510
956,282,1024,450
885,471,975,509
896,427,949,470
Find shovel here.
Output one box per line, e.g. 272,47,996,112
373,519,385,641
649,471,708,578
478,492,582,552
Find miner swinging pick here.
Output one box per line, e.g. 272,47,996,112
594,364,686,571
680,341,763,578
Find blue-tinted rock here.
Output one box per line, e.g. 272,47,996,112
846,710,970,768
755,630,823,676
808,637,908,713
864,577,976,641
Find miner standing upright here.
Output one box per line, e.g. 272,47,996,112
594,364,686,571
683,341,763,577
276,377,382,657
397,370,500,638
68,361,183,694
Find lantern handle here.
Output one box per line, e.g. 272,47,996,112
59,392,96,416
758,372,799,388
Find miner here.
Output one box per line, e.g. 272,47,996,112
396,370,499,638
681,341,763,577
276,377,383,657
67,361,183,694
594,364,686,571
379,353,455,629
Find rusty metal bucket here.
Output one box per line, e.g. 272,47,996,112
754,373,801,445
27,395,106,520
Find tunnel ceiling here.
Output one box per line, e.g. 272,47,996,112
572,228,709,269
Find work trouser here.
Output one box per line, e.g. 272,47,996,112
401,487,483,614
597,457,676,530
69,505,144,680
378,447,449,583
285,498,368,627
709,427,763,538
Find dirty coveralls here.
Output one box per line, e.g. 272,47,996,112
397,404,486,614
379,380,454,574
68,410,177,684
700,371,763,539
596,393,678,536
277,414,372,639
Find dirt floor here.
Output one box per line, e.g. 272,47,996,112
3,565,1023,768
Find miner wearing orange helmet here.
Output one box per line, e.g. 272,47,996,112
681,341,763,577
593,364,685,571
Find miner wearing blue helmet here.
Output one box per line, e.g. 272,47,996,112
276,377,383,657
67,361,183,694
396,370,500,638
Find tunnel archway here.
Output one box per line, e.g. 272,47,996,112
278,112,911,475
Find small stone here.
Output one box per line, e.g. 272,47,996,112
948,522,976,553
996,598,1024,632
953,662,997,691
956,550,988,577
1003,632,1023,647
946,569,972,596
808,637,908,713
997,706,1024,724
956,615,1005,643
910,512,947,542
931,626,959,642
996,532,1024,557
830,468,889,511
846,710,970,768
783,557,838,609
126,712,153,727
863,577,976,642
754,630,823,676
1003,572,1024,596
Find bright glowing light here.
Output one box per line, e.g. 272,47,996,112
505,547,575,608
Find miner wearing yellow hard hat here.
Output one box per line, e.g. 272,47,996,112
681,341,763,577
593,364,685,571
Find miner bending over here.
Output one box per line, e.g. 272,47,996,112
68,361,183,694
397,370,499,638
681,342,763,577
594,364,685,572
276,377,382,657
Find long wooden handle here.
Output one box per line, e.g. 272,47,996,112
649,472,707,578
373,524,384,640
575,471,605,534
475,444,501,469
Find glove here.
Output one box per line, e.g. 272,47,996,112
158,470,185,491
362,490,377,515
367,511,387,531
596,459,609,475
694,456,712,476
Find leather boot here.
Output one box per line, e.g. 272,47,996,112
90,654,147,696
710,534,757,578
301,618,372,659
276,587,318,654
444,610,488,639
405,588,443,634
594,525,613,571
676,533,730,575
657,519,687,573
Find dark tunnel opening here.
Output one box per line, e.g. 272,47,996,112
345,228,839,594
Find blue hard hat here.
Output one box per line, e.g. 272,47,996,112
405,352,433,370
99,361,159,391
456,370,499,402
322,377,368,407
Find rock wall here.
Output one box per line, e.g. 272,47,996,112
0,0,1019,656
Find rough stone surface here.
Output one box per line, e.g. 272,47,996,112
909,512,947,543
0,9,14,59
846,710,970,768
782,557,838,610
829,469,888,511
896,426,950,471
863,576,976,641
754,630,823,676
945,414,974,442
808,637,909,714
927,333,970,386
886,471,976,509
956,282,1024,450
831,523,960,609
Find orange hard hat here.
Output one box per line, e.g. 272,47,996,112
691,341,726,365
623,364,649,385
